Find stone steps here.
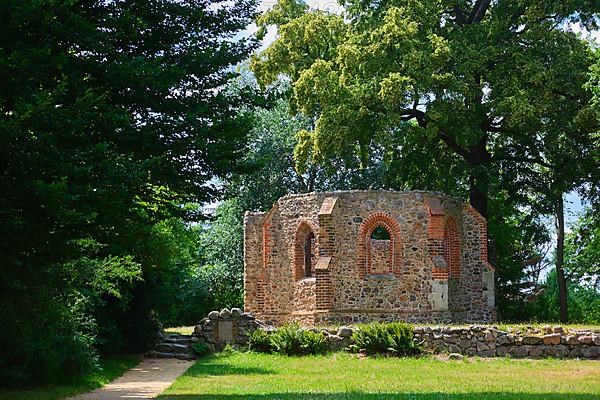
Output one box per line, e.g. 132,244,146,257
146,333,197,360
145,350,196,361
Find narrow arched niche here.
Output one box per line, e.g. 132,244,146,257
293,222,317,280
357,212,403,277
369,225,392,274
444,217,461,279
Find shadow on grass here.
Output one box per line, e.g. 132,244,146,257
158,393,600,400
184,356,275,377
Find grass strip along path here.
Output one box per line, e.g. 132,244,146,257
159,352,600,400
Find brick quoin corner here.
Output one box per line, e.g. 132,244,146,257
243,190,496,326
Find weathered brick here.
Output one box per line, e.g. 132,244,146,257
243,190,496,325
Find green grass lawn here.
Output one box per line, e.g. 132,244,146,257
165,326,195,335
159,352,600,400
0,354,141,400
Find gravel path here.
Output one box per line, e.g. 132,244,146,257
68,358,193,400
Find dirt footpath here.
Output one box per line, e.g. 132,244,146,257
68,358,193,400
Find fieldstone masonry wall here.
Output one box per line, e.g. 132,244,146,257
150,308,599,360
416,325,600,359
312,324,600,359
244,190,496,325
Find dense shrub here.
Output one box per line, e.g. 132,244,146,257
0,293,100,385
191,340,213,357
267,325,327,356
350,322,421,356
0,0,256,386
248,329,273,353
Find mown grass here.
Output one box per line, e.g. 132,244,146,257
159,352,600,400
0,354,141,400
165,326,195,335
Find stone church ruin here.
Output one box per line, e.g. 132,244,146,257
243,190,496,325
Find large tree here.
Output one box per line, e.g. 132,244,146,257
500,44,600,322
251,0,599,221
0,0,256,383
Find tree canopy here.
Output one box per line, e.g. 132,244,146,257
0,0,256,384
251,0,599,220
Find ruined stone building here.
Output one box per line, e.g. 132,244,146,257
243,190,496,325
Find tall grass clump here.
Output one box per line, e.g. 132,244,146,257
350,322,421,356
252,324,327,356
248,329,273,353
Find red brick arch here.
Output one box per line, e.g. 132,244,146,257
357,212,403,277
444,217,461,279
293,221,318,280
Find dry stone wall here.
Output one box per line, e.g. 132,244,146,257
244,190,496,325
415,325,600,359
193,308,261,348
151,310,600,360
311,325,600,359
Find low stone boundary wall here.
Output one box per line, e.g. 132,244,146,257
191,310,600,359
414,325,600,359
286,324,600,359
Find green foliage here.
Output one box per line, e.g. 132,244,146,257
225,94,388,213
564,208,600,290
350,322,421,356
248,329,273,354
530,269,600,325
252,0,598,201
0,0,257,385
488,197,551,322
251,0,600,324
269,324,328,356
163,200,245,325
191,341,213,357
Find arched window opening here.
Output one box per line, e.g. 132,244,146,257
370,225,391,240
304,232,315,278
444,218,461,279
294,222,317,280
369,224,392,274
357,213,403,277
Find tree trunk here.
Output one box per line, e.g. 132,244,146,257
469,175,488,219
555,193,568,323
465,135,491,220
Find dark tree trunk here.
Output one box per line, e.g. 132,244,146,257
465,135,491,220
555,194,568,323
469,175,488,219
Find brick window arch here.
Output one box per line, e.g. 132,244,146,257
293,221,317,280
357,212,402,277
444,217,461,279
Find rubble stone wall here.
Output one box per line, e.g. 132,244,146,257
191,311,600,360
244,190,496,325
297,324,600,359
414,325,600,359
